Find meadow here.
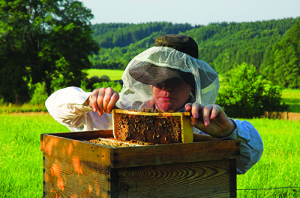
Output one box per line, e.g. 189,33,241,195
282,89,300,113
0,114,299,197
85,69,124,81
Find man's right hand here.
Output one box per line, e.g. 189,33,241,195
88,87,119,115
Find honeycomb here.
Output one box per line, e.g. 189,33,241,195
112,109,193,144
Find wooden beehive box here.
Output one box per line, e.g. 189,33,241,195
41,130,240,198
112,109,193,144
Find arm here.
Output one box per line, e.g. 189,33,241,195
186,103,263,174
222,119,263,174
45,87,118,131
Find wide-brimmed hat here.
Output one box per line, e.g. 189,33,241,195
129,63,195,89
129,34,197,88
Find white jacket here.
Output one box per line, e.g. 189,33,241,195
46,86,263,174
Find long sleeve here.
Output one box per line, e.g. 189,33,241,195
193,119,263,174
223,119,263,174
45,86,113,132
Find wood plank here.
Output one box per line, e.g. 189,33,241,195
193,133,222,142
112,109,191,117
116,160,233,198
42,130,114,140
181,114,193,143
41,133,112,167
43,153,113,198
230,159,237,198
41,134,116,198
111,140,240,168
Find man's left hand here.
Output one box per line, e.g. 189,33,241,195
185,103,236,138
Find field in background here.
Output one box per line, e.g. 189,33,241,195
85,69,124,80
0,114,299,197
282,89,300,113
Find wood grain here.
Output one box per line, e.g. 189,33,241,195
111,140,240,168
41,133,113,197
116,160,234,198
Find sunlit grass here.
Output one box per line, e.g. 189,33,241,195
0,103,46,114
85,69,124,80
0,115,68,198
282,89,300,113
237,118,300,197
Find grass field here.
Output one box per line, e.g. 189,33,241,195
282,89,300,113
85,69,124,80
0,114,299,197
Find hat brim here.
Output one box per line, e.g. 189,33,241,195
129,64,195,89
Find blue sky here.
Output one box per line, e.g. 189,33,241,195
78,0,300,26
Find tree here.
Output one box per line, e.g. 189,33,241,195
216,63,288,118
0,0,99,103
267,21,300,88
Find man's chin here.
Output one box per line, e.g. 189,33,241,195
157,104,175,112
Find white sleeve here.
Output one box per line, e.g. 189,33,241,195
225,119,264,174
45,86,112,131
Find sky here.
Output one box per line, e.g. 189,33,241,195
78,0,300,26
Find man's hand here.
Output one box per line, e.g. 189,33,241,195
88,87,119,116
185,103,236,138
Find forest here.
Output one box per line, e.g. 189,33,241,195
0,0,299,106
90,18,300,89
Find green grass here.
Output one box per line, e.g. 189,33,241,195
0,103,46,114
236,118,300,197
282,89,300,113
85,69,124,80
0,115,68,198
0,115,299,197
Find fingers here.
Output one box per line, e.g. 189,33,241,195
185,103,200,118
186,103,221,127
106,91,119,112
203,105,218,127
96,88,105,115
89,87,119,116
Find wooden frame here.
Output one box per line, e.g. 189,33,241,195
112,109,193,143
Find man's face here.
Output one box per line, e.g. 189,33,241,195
150,78,192,112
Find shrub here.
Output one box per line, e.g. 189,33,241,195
216,63,288,118
93,81,122,93
81,75,112,92
30,82,48,105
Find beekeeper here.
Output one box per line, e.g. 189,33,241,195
46,34,263,174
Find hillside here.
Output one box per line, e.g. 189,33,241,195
90,17,300,88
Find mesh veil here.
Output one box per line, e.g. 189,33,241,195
117,46,219,110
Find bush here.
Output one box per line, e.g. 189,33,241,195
216,63,288,118
81,75,122,93
93,81,122,93
30,82,49,105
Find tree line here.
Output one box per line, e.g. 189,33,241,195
0,0,299,112
90,18,300,89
